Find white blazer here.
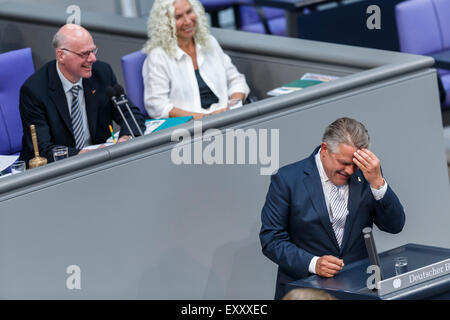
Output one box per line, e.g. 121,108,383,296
142,35,250,119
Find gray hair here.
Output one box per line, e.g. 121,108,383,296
52,31,65,49
322,117,370,153
142,0,211,58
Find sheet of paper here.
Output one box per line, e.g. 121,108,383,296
301,72,340,82
105,119,167,143
0,155,19,172
83,143,114,150
229,100,243,110
267,87,303,97
145,119,166,134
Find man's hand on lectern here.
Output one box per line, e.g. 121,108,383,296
316,255,344,278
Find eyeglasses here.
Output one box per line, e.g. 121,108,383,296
61,47,98,59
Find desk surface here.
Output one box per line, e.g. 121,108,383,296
431,50,450,70
287,244,450,299
255,0,337,11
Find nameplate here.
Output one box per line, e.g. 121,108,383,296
378,258,450,296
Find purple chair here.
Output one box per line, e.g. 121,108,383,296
121,51,148,117
237,2,310,36
434,0,450,109
239,3,286,36
395,0,450,108
433,0,450,50
201,0,287,35
0,48,34,156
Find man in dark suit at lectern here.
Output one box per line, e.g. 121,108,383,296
19,24,145,165
260,117,405,299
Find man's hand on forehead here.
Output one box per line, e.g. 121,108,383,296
353,149,384,189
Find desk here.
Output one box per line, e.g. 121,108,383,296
286,244,450,300
255,0,342,36
431,49,450,70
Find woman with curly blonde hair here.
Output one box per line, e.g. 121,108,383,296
142,0,250,119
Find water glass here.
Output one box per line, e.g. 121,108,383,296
394,256,408,275
53,146,68,161
11,161,26,174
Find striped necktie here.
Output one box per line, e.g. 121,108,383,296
70,85,86,150
329,184,348,247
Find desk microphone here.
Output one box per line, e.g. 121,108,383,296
106,86,135,139
114,84,144,137
362,227,383,280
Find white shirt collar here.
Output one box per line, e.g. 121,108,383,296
56,61,83,93
315,148,330,184
175,41,203,61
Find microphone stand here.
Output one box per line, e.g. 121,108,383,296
111,96,136,139
117,95,144,137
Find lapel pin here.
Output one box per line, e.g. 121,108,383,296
92,89,96,94
358,177,361,182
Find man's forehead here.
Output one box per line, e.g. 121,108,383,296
332,144,358,158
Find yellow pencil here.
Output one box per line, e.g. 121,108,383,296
109,125,116,144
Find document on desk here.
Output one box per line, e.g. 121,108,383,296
267,79,323,96
145,119,166,134
301,73,340,82
83,143,114,150
267,72,340,96
105,120,167,143
0,155,19,172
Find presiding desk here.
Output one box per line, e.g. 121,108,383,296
0,2,449,299
287,244,450,300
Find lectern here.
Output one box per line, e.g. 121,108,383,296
286,244,450,300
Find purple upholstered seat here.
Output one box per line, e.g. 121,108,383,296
121,51,148,117
433,0,450,50
395,0,450,108
0,48,34,155
239,4,286,36
200,0,235,10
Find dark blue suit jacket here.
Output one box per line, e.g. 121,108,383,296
260,147,405,299
19,60,146,164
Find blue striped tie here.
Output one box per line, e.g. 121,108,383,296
70,85,86,150
329,184,348,247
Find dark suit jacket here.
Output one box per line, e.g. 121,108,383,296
259,147,405,300
19,60,146,164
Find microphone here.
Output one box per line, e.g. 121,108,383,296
362,227,383,281
114,84,144,137
106,86,135,139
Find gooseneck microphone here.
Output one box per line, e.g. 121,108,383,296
362,227,383,280
106,86,135,139
113,84,144,137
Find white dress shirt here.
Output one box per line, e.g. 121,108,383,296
56,62,91,146
142,35,250,119
308,148,388,274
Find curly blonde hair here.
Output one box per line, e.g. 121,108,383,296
142,0,211,58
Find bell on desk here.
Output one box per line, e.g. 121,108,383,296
28,124,47,168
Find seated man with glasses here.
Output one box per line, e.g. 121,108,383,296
19,24,146,165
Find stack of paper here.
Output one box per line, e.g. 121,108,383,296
267,72,340,97
0,155,19,177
